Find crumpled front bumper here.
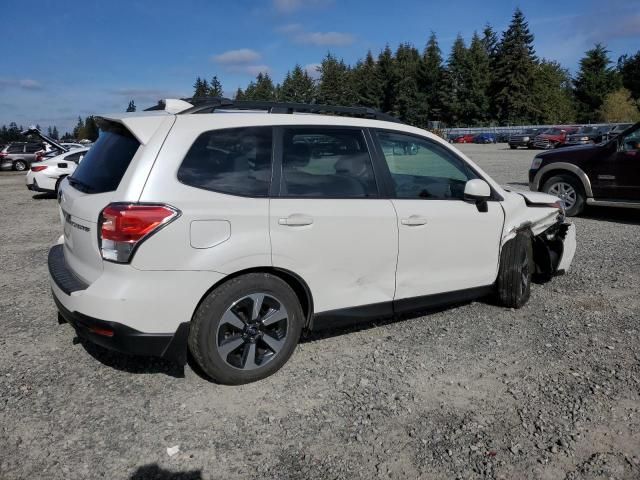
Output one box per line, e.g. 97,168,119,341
533,220,576,279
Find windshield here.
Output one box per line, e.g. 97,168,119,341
577,126,596,134
69,124,140,194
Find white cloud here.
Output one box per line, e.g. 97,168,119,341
0,78,43,90
227,65,271,76
212,48,261,65
304,63,321,79
277,24,355,47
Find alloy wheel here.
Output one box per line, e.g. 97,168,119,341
215,293,289,370
547,182,577,210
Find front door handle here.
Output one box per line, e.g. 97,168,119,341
401,215,428,226
279,214,314,226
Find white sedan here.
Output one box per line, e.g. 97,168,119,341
26,147,89,194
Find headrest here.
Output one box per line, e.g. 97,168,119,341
284,142,311,168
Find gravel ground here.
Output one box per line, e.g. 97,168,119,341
1,144,639,480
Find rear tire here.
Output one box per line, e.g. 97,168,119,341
497,233,533,308
542,174,585,216
14,160,27,171
188,273,303,385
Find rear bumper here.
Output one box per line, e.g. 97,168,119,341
1,161,13,171
48,244,192,364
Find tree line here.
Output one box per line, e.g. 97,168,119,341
191,8,640,127
0,116,100,145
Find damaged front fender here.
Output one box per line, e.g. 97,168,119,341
532,221,576,281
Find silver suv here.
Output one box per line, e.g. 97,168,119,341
49,98,576,384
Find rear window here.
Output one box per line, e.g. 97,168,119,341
177,127,273,197
8,145,24,153
69,125,140,193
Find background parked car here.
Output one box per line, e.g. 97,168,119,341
34,142,85,162
26,147,89,194
533,126,579,149
0,142,45,171
605,123,633,141
452,133,476,143
508,128,544,149
473,133,497,144
563,125,612,146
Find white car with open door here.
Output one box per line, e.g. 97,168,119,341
26,147,89,194
48,98,576,384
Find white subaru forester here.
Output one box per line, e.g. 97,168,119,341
49,98,576,384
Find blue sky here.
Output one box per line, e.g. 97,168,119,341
1,0,639,133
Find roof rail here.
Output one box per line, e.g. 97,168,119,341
155,97,403,123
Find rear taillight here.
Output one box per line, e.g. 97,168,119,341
31,165,48,172
98,203,180,263
0,152,7,157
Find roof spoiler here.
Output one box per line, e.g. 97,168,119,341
144,99,194,114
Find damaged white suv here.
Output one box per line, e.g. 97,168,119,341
49,99,576,384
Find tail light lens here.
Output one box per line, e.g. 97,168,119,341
0,152,7,157
31,165,48,172
98,203,180,263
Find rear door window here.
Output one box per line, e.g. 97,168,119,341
8,145,24,153
69,125,140,193
280,128,378,198
178,127,273,197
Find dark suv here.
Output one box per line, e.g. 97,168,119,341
563,125,612,146
529,122,640,216
508,128,543,149
0,142,44,171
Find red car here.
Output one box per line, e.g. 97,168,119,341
533,127,579,149
451,134,475,144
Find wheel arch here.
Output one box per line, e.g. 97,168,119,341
533,163,592,197
190,267,314,329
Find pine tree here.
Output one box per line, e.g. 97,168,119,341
393,43,427,126
441,35,468,125
460,32,492,125
280,65,316,103
47,126,53,137
244,73,276,101
350,52,382,109
532,60,576,124
618,51,640,100
317,53,351,105
377,45,396,113
84,116,99,141
574,44,621,123
493,8,538,124
208,76,223,97
52,126,59,140
420,33,445,121
73,117,84,139
193,77,209,98
126,100,136,112
234,87,244,100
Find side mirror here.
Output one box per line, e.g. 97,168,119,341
464,179,491,212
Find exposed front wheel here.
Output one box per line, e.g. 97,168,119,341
542,174,585,216
188,273,303,384
497,233,533,308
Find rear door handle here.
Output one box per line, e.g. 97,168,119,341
279,214,314,226
401,215,428,226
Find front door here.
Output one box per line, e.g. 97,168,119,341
372,130,504,305
270,127,398,321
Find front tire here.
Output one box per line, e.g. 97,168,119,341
497,233,533,308
542,174,585,216
188,273,303,385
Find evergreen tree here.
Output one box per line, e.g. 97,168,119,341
481,24,499,60
420,33,445,121
441,35,468,125
618,52,640,100
482,24,500,120
234,87,244,100
377,45,396,113
532,60,576,124
126,100,136,112
84,116,99,141
47,126,53,137
280,64,316,103
244,73,276,101
493,8,538,124
52,126,59,140
73,117,84,139
460,32,492,125
350,52,382,109
193,77,209,98
393,43,426,126
208,76,223,97
573,44,621,123
317,53,351,105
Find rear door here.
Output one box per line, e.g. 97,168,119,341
591,125,640,200
269,126,398,321
371,130,504,307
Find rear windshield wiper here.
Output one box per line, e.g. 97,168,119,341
67,176,96,193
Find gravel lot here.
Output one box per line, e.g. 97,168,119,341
1,144,639,480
